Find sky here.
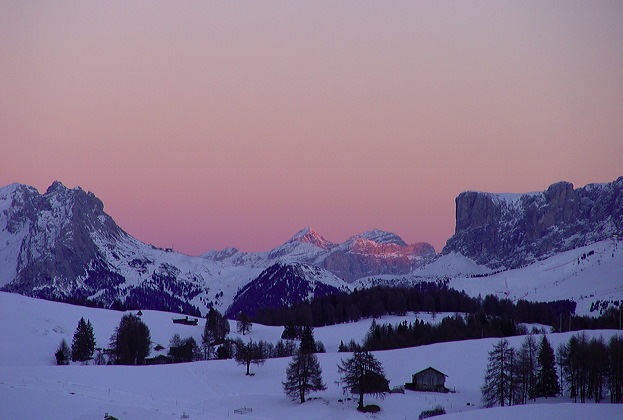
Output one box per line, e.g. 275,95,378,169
1,1,622,256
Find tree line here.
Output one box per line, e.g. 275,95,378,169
481,333,623,407
250,284,584,330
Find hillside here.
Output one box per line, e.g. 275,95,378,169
356,238,623,316
1,292,621,419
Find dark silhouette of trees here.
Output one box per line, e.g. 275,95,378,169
536,335,560,398
55,338,71,365
516,334,538,403
71,317,96,362
204,307,230,345
482,339,515,407
202,307,230,359
337,351,389,410
237,312,252,336
109,314,151,365
169,335,200,363
72,318,93,359
283,338,326,403
234,339,265,375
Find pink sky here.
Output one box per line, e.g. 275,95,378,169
1,1,622,255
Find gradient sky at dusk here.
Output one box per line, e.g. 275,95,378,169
2,1,622,255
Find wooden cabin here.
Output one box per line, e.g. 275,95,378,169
407,367,448,392
172,316,199,326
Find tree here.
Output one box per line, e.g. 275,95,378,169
337,350,389,410
169,336,199,363
481,339,515,407
204,307,230,345
536,335,560,398
237,312,252,336
234,339,265,375
216,339,235,360
110,314,151,365
300,326,316,354
71,317,96,362
607,335,623,403
516,334,538,403
55,338,71,365
283,352,326,403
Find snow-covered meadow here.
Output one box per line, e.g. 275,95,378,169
1,292,621,419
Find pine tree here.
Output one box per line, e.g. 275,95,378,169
110,314,151,365
337,350,389,410
607,335,623,403
203,307,230,347
236,312,252,336
71,318,96,362
55,338,71,365
283,352,326,403
299,326,316,354
536,335,560,398
516,334,538,403
481,339,514,407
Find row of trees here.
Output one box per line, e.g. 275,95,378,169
481,335,559,407
55,314,152,366
558,333,623,403
251,285,578,329
363,314,525,351
481,333,623,407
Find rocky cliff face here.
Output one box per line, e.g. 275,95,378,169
442,177,623,268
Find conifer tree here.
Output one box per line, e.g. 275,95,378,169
71,317,96,362
536,335,560,398
283,349,326,403
481,339,513,407
110,314,151,365
236,312,252,336
55,338,71,365
337,350,388,410
299,326,316,354
204,307,230,345
516,334,538,403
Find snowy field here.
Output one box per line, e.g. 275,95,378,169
1,292,622,419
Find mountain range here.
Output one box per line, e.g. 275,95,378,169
0,177,621,317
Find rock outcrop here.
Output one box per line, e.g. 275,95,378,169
443,177,623,269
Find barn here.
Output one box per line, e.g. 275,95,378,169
407,367,448,392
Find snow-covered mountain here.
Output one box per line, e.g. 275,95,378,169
0,182,351,316
1,178,621,319
202,227,436,282
442,177,623,269
225,262,349,318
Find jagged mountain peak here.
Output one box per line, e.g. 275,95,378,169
349,229,408,246
287,227,333,249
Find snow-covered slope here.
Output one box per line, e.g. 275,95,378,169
0,292,620,419
358,238,623,316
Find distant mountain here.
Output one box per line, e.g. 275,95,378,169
442,177,623,269
0,181,357,316
201,227,436,282
0,181,263,315
225,262,348,318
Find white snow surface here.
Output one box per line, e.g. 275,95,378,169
1,291,621,420
357,238,623,316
